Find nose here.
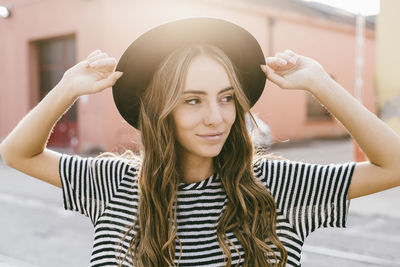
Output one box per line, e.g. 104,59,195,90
203,101,223,126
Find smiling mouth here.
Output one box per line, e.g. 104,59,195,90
196,132,225,142
197,132,224,137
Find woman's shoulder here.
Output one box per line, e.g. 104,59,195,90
96,151,141,174
253,154,286,169
60,150,142,180
252,154,306,187
94,152,141,190
96,150,141,163
253,154,283,182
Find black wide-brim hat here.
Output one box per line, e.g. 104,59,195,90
113,17,266,129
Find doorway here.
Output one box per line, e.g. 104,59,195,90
37,35,78,148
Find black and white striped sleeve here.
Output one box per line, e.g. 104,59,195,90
254,158,355,241
59,154,130,225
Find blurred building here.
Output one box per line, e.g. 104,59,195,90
0,0,376,153
377,0,400,134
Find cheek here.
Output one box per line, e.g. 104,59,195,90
225,105,236,126
174,110,201,131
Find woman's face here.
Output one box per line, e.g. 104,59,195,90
172,55,236,161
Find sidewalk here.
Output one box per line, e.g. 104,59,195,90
0,138,399,267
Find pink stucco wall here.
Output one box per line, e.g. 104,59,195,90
253,12,376,141
0,0,376,153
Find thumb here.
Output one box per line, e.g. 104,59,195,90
260,65,291,89
91,71,123,93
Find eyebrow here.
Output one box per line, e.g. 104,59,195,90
183,86,234,95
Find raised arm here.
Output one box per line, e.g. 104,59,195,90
0,50,122,188
261,50,400,199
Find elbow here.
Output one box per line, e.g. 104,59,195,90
392,163,400,187
397,174,400,187
0,142,17,168
392,167,400,187
389,166,400,187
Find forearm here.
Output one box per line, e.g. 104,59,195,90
0,81,77,162
264,50,400,196
309,73,400,167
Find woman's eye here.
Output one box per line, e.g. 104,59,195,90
185,99,200,105
222,95,234,102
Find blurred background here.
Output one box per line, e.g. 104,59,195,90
1,0,400,266
0,0,380,154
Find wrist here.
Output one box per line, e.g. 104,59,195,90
307,69,334,93
48,83,79,112
55,79,80,102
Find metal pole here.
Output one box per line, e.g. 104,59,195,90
353,12,366,162
355,13,365,103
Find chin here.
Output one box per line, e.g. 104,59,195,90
199,146,224,158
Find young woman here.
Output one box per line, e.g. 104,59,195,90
1,18,400,267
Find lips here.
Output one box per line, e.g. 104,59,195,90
197,132,224,137
196,132,225,142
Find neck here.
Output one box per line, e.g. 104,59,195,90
179,154,215,184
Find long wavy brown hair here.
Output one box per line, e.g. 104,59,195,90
117,44,287,266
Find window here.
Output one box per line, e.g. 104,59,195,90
306,92,331,120
37,35,77,147
306,74,336,121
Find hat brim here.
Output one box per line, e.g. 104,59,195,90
112,17,266,129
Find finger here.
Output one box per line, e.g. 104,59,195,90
261,65,291,89
284,49,300,64
284,49,296,57
275,52,291,61
87,53,108,64
87,50,102,59
77,60,90,68
89,57,117,69
87,53,109,64
91,72,123,93
276,52,296,64
266,57,287,68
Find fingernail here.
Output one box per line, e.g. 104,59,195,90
116,71,123,78
260,65,266,71
90,62,97,68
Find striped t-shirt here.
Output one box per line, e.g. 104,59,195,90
59,154,355,266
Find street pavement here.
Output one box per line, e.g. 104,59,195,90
0,137,399,267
